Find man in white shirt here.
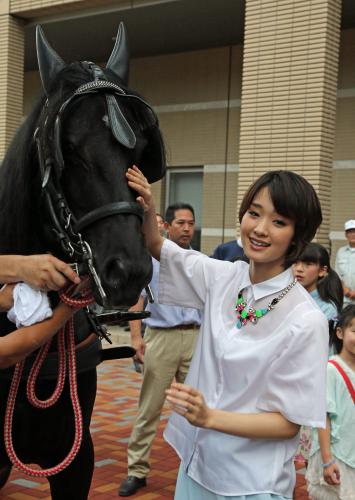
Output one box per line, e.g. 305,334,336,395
335,219,355,304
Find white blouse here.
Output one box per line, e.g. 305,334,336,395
159,239,328,498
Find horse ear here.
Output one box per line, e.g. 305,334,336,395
106,22,129,86
36,25,66,96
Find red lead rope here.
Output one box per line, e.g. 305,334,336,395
4,286,94,477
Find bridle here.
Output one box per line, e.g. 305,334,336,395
34,65,155,311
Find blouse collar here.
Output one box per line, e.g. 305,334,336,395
250,267,294,301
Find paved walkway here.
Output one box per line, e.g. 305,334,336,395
0,357,310,499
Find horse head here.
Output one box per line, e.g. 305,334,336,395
32,23,165,307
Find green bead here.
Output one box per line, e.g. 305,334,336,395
237,297,243,305
241,309,248,318
255,309,263,318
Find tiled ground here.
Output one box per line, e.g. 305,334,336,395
0,359,310,499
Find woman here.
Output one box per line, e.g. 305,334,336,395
127,166,328,500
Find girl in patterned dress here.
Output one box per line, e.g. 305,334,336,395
306,305,355,499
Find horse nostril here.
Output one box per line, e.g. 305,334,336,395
104,258,127,289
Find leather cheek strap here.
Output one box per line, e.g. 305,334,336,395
106,94,136,149
74,201,144,232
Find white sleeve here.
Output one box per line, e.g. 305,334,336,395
158,239,231,310
7,283,52,328
256,308,328,428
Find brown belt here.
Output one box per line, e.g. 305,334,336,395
152,324,200,331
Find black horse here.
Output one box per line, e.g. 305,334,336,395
0,23,165,499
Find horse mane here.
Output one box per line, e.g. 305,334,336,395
0,62,162,255
0,97,44,254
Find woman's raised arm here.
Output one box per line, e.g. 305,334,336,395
126,165,164,260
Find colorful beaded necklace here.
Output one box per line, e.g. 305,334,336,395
235,278,297,329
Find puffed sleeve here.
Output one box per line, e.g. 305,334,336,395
159,239,231,310
256,308,328,428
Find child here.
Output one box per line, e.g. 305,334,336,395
292,243,344,464
293,242,343,321
306,305,355,500
127,166,328,499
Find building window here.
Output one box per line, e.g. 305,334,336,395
165,168,203,250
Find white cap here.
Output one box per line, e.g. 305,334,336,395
345,219,355,231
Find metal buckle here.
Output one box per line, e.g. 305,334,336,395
85,307,112,344
81,241,107,306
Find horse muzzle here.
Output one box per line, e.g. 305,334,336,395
93,254,152,308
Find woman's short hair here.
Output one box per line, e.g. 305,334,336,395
238,170,322,267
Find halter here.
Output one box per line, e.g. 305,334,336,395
35,65,154,308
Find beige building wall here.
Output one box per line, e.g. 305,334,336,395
10,0,152,18
239,0,342,252
0,4,24,159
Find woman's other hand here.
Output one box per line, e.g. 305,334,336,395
166,382,212,428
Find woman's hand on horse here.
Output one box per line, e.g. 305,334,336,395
18,255,80,291
127,164,163,260
126,165,154,213
166,382,213,428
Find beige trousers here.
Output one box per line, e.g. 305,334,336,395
127,326,199,478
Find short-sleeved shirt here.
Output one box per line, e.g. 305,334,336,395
335,245,355,304
159,239,328,498
142,257,201,328
310,355,355,468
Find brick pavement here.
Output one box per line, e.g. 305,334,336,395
0,359,310,499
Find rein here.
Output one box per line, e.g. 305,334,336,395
4,285,95,477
